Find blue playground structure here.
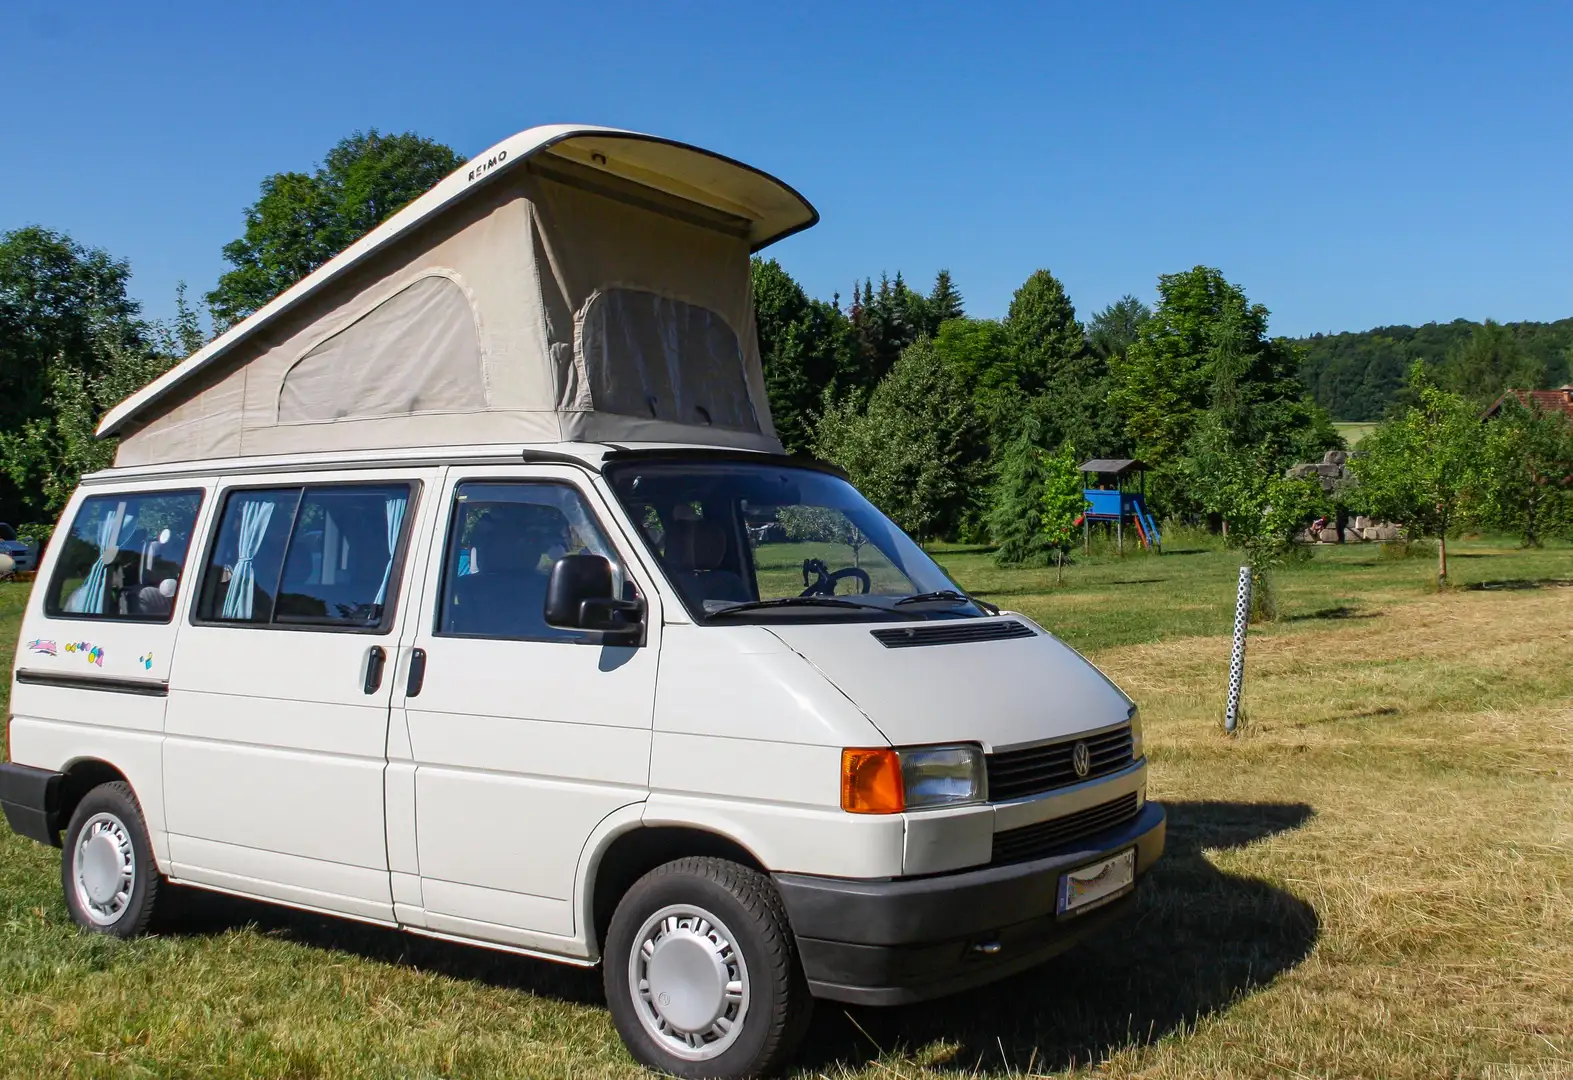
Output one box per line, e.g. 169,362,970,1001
1077,458,1160,553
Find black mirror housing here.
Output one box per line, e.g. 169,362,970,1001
545,554,643,634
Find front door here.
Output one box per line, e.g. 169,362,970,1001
162,468,438,921
395,465,661,947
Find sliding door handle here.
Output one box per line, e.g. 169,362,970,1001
407,648,427,697
364,646,386,695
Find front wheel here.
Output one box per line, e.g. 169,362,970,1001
604,857,812,1078
61,781,165,938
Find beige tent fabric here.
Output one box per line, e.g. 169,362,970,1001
112,152,781,467
278,274,487,423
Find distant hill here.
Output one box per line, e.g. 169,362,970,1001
1295,317,1573,421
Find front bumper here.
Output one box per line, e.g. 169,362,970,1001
774,800,1165,1005
0,762,64,846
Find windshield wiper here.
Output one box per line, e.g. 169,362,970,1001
895,590,999,614
707,597,888,617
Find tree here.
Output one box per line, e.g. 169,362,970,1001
1476,397,1573,546
1440,320,1548,405
846,273,928,389
923,269,965,335
814,339,986,541
751,259,857,455
0,339,173,520
1004,269,1113,455
1038,447,1086,583
1087,295,1151,363
0,227,150,523
207,130,463,328
1111,266,1334,516
987,405,1071,566
1350,363,1486,586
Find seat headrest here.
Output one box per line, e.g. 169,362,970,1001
666,519,729,572
472,502,570,574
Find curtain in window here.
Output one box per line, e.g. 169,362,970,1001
373,494,408,607
221,499,277,620
64,502,134,614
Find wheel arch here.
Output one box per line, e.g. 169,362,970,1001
57,757,133,833
585,822,768,959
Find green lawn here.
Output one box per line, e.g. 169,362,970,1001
1333,421,1377,447
2,538,1571,1078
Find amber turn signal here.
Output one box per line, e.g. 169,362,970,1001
841,748,905,813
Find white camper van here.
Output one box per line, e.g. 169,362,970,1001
1,125,1164,1078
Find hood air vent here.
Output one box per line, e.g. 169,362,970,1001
871,619,1037,649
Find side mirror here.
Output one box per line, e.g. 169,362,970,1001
545,554,643,634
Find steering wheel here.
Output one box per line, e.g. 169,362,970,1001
800,558,872,597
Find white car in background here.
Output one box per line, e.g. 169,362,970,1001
0,524,37,573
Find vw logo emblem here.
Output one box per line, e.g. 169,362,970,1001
1071,741,1091,779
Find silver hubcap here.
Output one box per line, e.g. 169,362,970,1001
73,812,136,925
628,904,750,1061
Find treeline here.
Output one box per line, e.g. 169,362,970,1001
1298,317,1573,420
756,259,1342,558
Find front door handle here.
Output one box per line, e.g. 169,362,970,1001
364,646,386,695
407,648,427,697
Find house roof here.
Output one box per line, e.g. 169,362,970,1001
1482,387,1573,420
98,124,818,442
1079,458,1149,476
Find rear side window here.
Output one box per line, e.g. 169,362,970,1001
195,483,414,631
46,490,204,622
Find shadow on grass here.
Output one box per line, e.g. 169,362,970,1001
164,891,606,1006
799,800,1318,1075
159,801,1316,1075
1464,577,1573,592
1283,604,1380,622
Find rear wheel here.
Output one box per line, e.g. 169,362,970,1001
61,781,165,938
604,857,811,1078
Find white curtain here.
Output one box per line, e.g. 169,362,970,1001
64,502,134,614
221,499,277,620
373,494,408,607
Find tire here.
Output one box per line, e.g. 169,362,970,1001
604,857,812,1078
61,781,165,939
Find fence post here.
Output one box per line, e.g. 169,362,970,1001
1225,566,1252,734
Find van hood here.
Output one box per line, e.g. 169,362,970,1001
764,616,1132,751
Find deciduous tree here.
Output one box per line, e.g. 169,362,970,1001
207,130,463,328
1350,363,1486,586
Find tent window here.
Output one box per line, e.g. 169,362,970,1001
580,289,759,433
279,275,485,423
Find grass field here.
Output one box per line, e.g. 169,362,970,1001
2,536,1571,1078
1333,421,1378,447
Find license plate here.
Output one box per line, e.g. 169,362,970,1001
1056,848,1136,916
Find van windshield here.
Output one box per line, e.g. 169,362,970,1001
603,460,988,621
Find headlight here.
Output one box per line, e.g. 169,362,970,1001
1128,704,1144,761
841,744,986,813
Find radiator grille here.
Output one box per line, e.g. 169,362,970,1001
870,619,1036,649
990,792,1142,866
986,724,1134,801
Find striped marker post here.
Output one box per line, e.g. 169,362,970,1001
1225,566,1252,734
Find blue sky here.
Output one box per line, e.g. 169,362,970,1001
2,1,1568,338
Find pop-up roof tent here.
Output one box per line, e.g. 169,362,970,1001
99,124,819,466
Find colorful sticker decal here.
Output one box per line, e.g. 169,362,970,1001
138,652,154,670
26,638,57,656
63,641,105,667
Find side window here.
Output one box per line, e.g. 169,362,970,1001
438,482,622,643
195,489,301,625
275,485,411,627
195,483,413,631
46,490,204,622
